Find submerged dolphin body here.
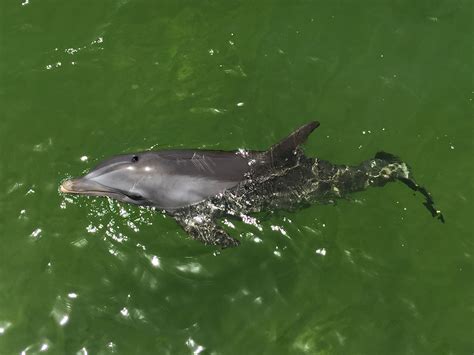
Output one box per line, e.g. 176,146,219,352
61,122,444,247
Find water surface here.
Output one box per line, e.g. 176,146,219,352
0,1,472,354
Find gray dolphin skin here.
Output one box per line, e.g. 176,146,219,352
61,122,444,247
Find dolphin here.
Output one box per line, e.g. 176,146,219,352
61,122,444,247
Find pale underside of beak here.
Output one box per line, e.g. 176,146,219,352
60,179,76,193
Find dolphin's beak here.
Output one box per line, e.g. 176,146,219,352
60,178,111,195
60,177,145,204
60,179,76,193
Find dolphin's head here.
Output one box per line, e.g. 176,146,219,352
60,153,154,206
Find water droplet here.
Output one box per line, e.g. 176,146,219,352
59,315,69,326
120,307,129,317
315,248,327,256
151,255,160,267
30,228,42,238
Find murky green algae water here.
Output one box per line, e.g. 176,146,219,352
1,1,473,354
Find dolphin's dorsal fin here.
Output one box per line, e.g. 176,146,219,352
264,121,319,167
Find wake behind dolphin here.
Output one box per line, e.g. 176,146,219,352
61,122,444,247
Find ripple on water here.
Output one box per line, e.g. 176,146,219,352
51,295,72,327
186,337,205,355
118,306,147,324
176,262,203,274
20,339,52,354
132,265,159,290
0,321,12,335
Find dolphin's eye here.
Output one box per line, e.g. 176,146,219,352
131,155,139,163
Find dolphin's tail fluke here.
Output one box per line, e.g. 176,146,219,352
374,151,445,223
398,177,445,223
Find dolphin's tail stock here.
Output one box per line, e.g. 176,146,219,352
374,151,445,223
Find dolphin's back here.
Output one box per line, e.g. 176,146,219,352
155,150,256,180
143,150,259,210
146,122,319,209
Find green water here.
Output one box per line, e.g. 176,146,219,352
1,1,473,354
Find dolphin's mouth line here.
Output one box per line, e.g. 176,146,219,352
60,186,112,195
60,185,122,197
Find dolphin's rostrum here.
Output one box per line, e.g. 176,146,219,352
61,122,444,247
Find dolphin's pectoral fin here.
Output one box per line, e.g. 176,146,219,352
173,214,240,248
